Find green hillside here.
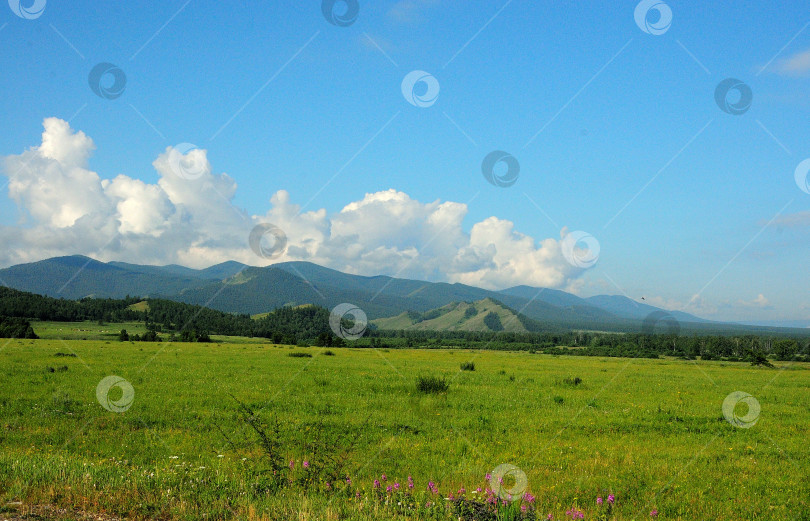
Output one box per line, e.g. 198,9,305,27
373,298,529,333
4,256,807,334
127,300,150,312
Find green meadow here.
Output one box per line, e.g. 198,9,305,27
0,337,807,520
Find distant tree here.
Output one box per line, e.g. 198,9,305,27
0,317,38,339
483,312,504,332
773,339,799,361
118,329,129,341
746,348,774,367
314,332,344,347
141,330,160,342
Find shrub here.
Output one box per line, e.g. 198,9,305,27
288,352,313,358
460,361,475,371
553,395,564,405
322,350,335,356
416,375,449,394
563,376,583,386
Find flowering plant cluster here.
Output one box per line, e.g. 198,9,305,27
281,461,659,520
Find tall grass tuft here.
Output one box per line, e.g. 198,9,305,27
416,375,449,394
460,361,475,371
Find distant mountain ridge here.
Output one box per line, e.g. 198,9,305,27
0,256,246,299
0,255,717,332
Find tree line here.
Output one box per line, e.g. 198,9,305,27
0,287,336,343
360,328,809,362
1,287,808,362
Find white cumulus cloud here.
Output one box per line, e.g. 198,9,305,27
1,118,590,290
738,294,771,308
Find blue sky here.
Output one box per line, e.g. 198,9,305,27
1,0,809,323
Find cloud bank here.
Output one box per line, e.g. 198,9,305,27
1,118,589,291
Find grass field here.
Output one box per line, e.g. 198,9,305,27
1,337,808,520
31,321,149,341
30,321,267,345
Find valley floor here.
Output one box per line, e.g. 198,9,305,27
1,339,808,520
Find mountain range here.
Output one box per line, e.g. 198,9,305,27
0,255,782,333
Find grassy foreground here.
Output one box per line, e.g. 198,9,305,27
0,338,808,520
